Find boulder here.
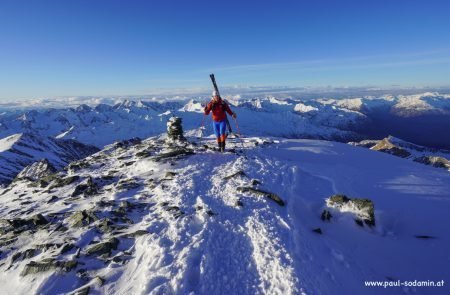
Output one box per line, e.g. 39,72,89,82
86,238,119,256
20,259,77,276
71,177,98,197
69,210,99,227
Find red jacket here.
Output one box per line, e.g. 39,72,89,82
204,98,234,122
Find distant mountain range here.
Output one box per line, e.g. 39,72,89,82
0,92,449,149
0,133,99,186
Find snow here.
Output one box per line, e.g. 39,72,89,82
1,135,449,294
293,103,318,113
0,92,449,150
0,133,22,152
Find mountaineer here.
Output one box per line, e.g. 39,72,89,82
204,91,237,152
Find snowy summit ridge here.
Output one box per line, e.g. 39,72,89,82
0,131,449,294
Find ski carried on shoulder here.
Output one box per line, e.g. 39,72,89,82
209,74,233,135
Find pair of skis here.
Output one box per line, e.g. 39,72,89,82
209,74,234,135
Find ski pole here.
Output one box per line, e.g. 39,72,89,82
233,117,246,156
198,114,206,138
233,117,242,138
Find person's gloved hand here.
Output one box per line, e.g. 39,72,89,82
232,113,237,119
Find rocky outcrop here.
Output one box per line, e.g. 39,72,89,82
326,194,375,226
371,138,411,158
21,259,77,276
15,159,57,182
414,156,450,170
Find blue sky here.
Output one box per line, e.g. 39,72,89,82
0,0,450,99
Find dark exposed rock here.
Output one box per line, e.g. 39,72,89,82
312,228,323,234
236,187,285,206
29,214,48,226
164,171,177,179
69,210,99,227
96,199,115,207
124,230,149,238
60,243,75,254
114,137,142,149
23,248,37,259
20,259,77,276
251,179,262,186
48,175,80,189
36,243,62,252
161,203,184,218
86,238,119,256
47,195,59,203
66,160,91,172
123,161,136,167
206,210,216,216
224,170,246,180
235,199,244,207
20,260,56,276
96,218,115,233
328,194,350,205
12,252,23,263
414,156,450,170
3,214,48,232
72,177,98,197
321,210,332,221
153,148,194,162
136,150,151,158
355,219,364,227
116,178,141,190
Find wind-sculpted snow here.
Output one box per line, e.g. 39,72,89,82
0,135,449,294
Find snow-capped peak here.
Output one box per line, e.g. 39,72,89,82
179,99,204,113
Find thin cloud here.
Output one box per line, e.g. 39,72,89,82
206,48,450,73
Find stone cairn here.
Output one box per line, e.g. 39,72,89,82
167,117,185,141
